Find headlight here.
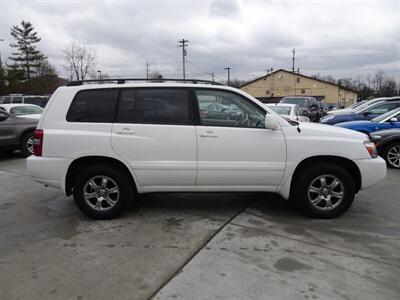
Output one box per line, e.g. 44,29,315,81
364,141,378,158
321,115,334,123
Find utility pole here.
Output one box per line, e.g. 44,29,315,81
97,70,102,84
292,48,295,73
224,67,231,86
0,39,3,96
145,60,151,82
178,39,189,80
211,73,215,81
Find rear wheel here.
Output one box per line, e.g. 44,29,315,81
293,163,355,218
73,164,134,219
384,142,400,169
20,132,34,157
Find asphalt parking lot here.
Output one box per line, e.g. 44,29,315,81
0,153,399,300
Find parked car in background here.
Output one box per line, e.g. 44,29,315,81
27,80,386,220
320,98,400,125
266,103,310,122
0,104,43,120
327,97,398,116
279,96,320,122
335,108,400,134
0,94,49,108
0,110,38,156
370,128,400,169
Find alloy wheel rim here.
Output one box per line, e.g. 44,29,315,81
307,174,345,211
83,175,120,211
387,145,400,168
27,137,34,154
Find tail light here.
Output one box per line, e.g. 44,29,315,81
33,129,44,156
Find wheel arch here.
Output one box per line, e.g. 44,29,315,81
289,155,362,198
65,156,138,196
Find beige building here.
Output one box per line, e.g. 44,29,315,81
240,69,358,107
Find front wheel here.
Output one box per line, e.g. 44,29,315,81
383,142,400,169
293,163,355,218
73,164,134,219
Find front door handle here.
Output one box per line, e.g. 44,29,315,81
199,131,218,138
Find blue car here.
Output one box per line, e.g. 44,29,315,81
320,99,400,125
335,108,400,134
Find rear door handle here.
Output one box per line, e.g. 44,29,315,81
199,131,218,138
116,128,135,135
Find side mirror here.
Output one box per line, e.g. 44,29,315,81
0,113,9,121
265,114,280,130
390,117,398,123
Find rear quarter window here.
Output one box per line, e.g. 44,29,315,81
66,89,118,123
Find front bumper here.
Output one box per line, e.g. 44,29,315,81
355,157,387,189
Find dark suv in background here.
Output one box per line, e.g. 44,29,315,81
280,96,321,122
0,95,49,108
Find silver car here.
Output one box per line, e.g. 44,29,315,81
266,103,310,122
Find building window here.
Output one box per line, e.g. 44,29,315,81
297,77,300,83
301,89,306,94
266,90,270,95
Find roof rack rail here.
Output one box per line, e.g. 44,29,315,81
66,78,224,87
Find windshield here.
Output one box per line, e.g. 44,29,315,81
281,97,309,108
354,99,386,112
10,105,43,116
268,106,291,115
372,108,400,122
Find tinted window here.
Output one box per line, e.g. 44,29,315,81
196,89,265,128
3,97,11,104
116,89,191,125
12,96,23,103
24,97,49,107
67,89,118,123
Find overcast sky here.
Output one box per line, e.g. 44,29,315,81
1,0,399,82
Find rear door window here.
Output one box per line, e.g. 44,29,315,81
66,89,118,123
115,89,192,125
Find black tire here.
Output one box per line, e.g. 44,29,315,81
20,131,34,157
293,163,355,219
73,164,134,220
383,142,400,169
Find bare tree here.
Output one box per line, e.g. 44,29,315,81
63,41,96,81
372,70,385,96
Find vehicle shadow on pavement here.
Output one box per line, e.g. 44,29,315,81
0,151,24,161
130,192,300,219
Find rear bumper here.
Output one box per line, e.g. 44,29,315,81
355,157,386,189
26,156,71,193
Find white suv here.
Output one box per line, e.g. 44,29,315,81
27,80,386,219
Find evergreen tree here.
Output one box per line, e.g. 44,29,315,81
9,20,45,81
